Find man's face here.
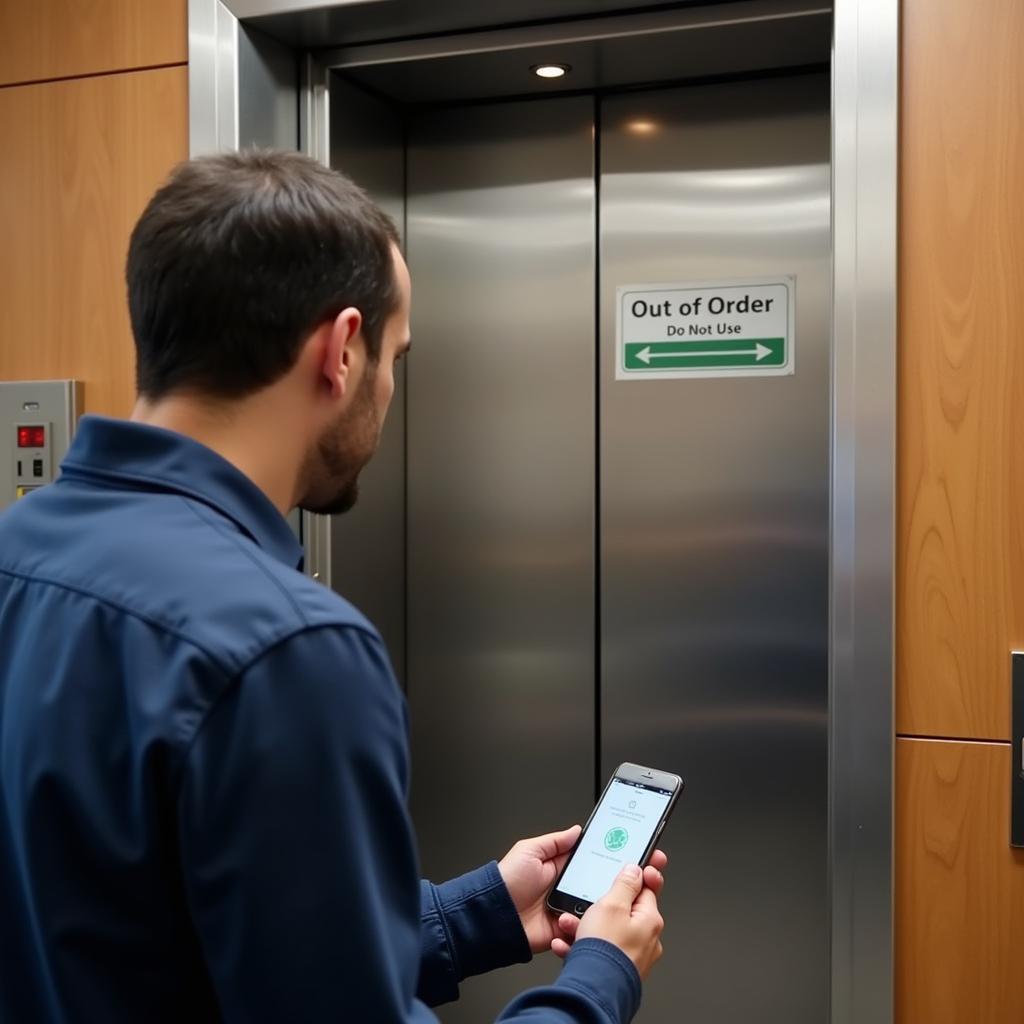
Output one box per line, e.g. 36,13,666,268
300,245,411,516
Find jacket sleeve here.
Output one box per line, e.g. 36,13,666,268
497,939,642,1024
418,861,531,1006
417,863,641,1023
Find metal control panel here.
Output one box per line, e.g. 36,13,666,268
0,380,82,510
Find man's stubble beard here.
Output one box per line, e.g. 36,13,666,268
299,369,380,517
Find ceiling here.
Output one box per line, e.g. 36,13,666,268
309,1,832,108
242,0,824,50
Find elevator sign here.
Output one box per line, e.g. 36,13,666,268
616,277,795,380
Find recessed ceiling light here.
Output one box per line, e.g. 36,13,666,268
532,63,570,79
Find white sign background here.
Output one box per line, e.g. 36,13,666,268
616,275,796,381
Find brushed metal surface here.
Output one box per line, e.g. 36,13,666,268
297,53,331,607
237,23,298,150
405,97,596,1020
326,75,408,677
599,75,831,1022
188,0,239,156
830,1,898,1020
227,0,385,17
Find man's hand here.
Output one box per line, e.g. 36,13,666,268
497,825,582,954
569,861,667,980
549,854,667,967
498,826,669,960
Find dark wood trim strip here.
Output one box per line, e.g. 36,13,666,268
0,61,187,91
897,732,1011,746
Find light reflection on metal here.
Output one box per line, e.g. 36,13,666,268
625,119,659,135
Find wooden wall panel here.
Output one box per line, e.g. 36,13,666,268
896,738,1024,1023
897,0,1024,741
0,0,187,87
0,67,188,418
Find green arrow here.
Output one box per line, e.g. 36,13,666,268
635,342,773,364
624,337,785,371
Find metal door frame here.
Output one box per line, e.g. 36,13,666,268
187,2,898,1020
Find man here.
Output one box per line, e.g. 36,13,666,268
0,150,666,1022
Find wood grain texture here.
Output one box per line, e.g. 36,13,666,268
0,67,188,418
896,738,1024,1023
897,0,1024,741
0,0,186,87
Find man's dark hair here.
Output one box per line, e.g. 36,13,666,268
126,149,401,399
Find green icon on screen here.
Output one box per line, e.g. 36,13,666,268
604,827,629,852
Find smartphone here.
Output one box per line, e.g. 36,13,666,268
548,763,683,918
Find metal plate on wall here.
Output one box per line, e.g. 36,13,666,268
0,381,81,512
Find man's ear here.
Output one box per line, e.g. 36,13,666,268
322,307,363,400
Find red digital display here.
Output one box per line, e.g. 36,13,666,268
17,425,46,449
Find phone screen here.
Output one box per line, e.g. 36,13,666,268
556,777,673,905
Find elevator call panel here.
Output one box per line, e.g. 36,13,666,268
1,380,81,510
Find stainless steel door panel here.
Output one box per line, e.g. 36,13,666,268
405,97,596,1020
599,76,831,1022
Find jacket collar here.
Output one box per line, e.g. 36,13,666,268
60,416,304,570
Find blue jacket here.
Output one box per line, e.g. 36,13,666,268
0,416,640,1022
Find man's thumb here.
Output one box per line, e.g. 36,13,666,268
604,863,643,907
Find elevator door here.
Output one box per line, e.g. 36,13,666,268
329,70,829,1023
599,75,830,1023
405,97,598,1018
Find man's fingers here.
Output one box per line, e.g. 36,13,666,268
550,912,580,960
551,850,574,876
602,864,644,909
642,864,664,895
527,824,582,861
548,824,582,855
647,849,668,872
631,885,661,917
